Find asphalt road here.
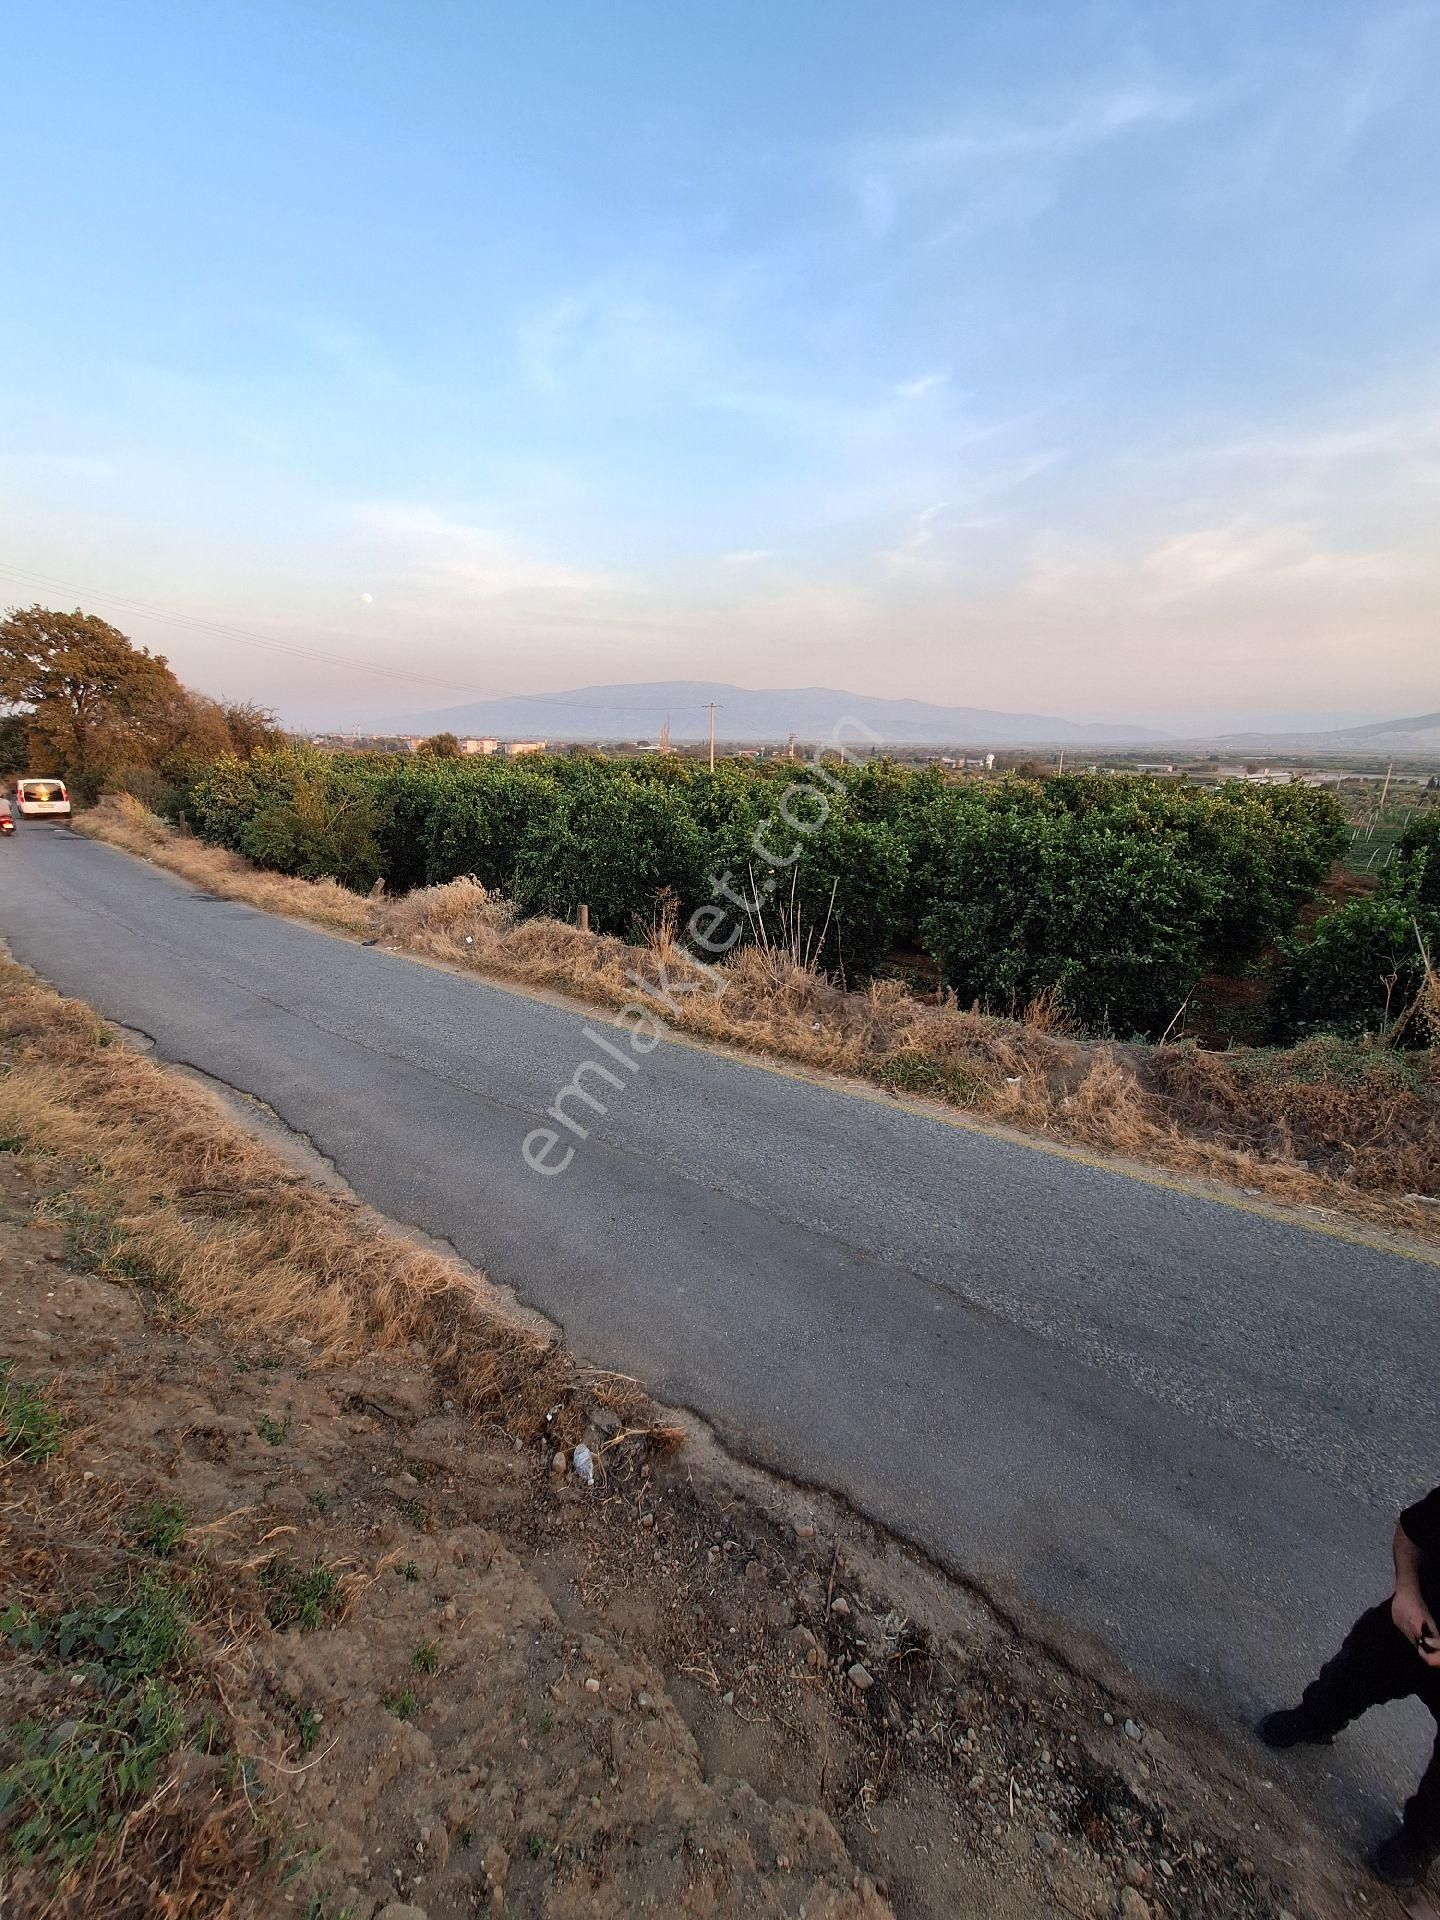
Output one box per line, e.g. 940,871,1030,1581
2,823,1436,1838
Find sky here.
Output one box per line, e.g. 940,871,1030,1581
2,0,1438,733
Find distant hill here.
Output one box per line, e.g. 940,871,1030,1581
405,680,1161,747
1206,712,1440,756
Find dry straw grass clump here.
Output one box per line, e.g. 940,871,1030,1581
0,960,656,1449
76,797,1440,1237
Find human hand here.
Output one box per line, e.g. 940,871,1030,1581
1392,1589,1440,1663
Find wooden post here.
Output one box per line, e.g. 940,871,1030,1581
577,902,590,933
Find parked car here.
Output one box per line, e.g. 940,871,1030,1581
15,777,71,818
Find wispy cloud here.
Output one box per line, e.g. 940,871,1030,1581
0,450,118,485
270,313,402,392
1142,524,1409,600
1187,4,1440,211
879,500,950,573
517,278,734,400
1022,520,1411,610
844,81,1204,238
894,373,948,401
1180,403,1440,473
352,502,629,610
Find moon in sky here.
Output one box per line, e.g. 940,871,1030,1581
360,592,373,604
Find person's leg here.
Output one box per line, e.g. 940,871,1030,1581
1365,1671,1440,1886
1302,1603,1420,1730
1402,1733,1440,1849
1260,1603,1417,1747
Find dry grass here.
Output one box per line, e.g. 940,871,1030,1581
76,796,1440,1237
0,956,659,1451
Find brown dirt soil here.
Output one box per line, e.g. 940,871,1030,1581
0,964,1388,1920
78,797,1440,1241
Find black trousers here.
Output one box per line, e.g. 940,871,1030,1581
1299,1602,1440,1849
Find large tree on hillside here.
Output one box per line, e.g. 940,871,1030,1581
0,605,186,794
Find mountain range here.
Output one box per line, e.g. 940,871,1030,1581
1204,711,1440,756
406,681,1162,747
403,682,1440,755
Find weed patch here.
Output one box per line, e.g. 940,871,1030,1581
259,1557,344,1632
3,1571,190,1684
0,1359,63,1463
128,1496,187,1557
0,1680,183,1872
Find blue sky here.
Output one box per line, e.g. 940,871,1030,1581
3,1,1438,728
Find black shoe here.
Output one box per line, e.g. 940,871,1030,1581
1256,1707,1333,1749
1369,1829,1436,1888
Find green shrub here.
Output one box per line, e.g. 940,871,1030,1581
1388,812,1440,914
1273,896,1438,1039
1270,808,1440,1041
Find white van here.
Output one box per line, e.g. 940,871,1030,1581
15,778,72,818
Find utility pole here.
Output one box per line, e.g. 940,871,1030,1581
704,702,720,772
1378,760,1394,821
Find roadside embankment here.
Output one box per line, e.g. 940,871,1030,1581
0,961,1372,1919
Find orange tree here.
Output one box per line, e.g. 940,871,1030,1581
1272,812,1440,1039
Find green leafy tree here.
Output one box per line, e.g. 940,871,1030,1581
0,712,26,776
0,606,183,801
1388,812,1440,914
219,701,284,759
1271,897,1433,1039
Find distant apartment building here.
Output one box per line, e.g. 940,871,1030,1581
502,740,547,757
458,737,498,755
